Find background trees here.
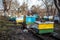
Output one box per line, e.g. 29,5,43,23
2,0,19,16
2,0,60,17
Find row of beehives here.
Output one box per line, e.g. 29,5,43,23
7,13,54,34
8,13,53,22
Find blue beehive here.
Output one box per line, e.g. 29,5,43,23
26,16,36,24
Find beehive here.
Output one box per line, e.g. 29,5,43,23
26,16,36,24
49,16,53,20
38,22,54,34
9,16,16,21
16,15,24,23
43,16,49,21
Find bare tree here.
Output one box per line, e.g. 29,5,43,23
2,0,12,16
42,0,54,16
54,0,60,16
2,0,20,16
42,0,49,15
54,0,60,23
10,0,19,16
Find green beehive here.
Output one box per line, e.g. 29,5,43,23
9,16,16,21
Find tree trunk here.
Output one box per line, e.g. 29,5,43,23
54,0,60,23
54,0,60,16
2,0,7,16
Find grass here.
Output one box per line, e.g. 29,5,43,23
0,16,18,31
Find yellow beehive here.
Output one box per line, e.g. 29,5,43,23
16,13,24,23
38,22,54,29
16,20,24,23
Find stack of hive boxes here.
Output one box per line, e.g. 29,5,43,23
38,22,54,34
